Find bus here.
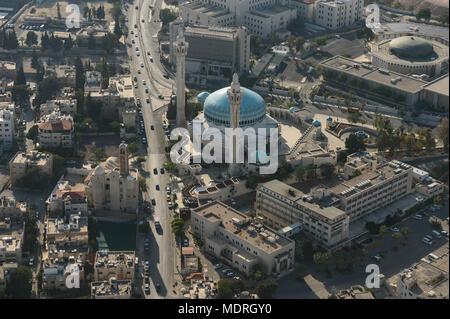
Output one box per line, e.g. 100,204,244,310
154,216,161,229
347,107,360,113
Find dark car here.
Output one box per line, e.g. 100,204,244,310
153,168,158,175
160,168,165,174
155,283,161,293
150,125,154,130
151,198,156,206
155,184,160,191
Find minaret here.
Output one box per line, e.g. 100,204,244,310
227,73,243,176
119,141,129,176
174,28,188,127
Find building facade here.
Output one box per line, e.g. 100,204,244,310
314,0,363,30
37,112,74,149
94,251,135,281
191,200,295,276
9,151,53,185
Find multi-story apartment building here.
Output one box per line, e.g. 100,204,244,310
290,0,315,21
37,112,74,149
0,219,23,265
9,151,53,185
191,200,295,276
256,180,350,251
42,257,85,291
40,99,77,116
91,278,132,299
0,109,14,148
180,0,298,39
314,0,363,30
47,189,88,216
169,22,250,82
329,160,413,223
85,142,139,214
94,251,135,281
0,197,27,221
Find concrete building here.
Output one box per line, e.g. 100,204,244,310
180,0,298,39
0,263,17,291
169,22,250,83
85,71,102,89
42,258,85,292
9,151,53,185
37,112,74,149
396,260,448,299
84,142,139,215
320,56,428,106
370,35,449,77
314,0,363,30
75,26,109,47
91,278,132,299
0,109,14,148
290,0,315,21
40,99,77,116
256,180,350,251
0,197,27,222
0,219,23,265
94,251,135,281
422,74,449,111
329,160,413,223
191,200,295,276
47,186,88,217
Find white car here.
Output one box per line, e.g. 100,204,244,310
413,214,423,220
390,227,399,232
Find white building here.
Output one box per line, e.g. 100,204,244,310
37,112,74,149
85,142,139,215
180,0,298,39
314,0,363,30
169,22,250,83
0,109,14,148
191,200,295,276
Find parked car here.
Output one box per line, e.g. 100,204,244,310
151,198,156,206
413,214,423,220
214,263,223,269
183,239,189,247
153,168,158,175
390,227,399,232
155,184,160,191
160,168,164,174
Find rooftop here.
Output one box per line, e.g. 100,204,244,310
423,74,449,96
192,201,293,254
95,251,135,269
320,56,427,94
91,279,132,298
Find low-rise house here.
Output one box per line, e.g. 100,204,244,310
37,112,74,149
9,151,53,186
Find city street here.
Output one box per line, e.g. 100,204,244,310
127,0,178,299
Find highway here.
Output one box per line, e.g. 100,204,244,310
126,0,178,299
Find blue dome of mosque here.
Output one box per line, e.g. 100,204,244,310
203,87,266,127
249,150,269,166
197,92,210,104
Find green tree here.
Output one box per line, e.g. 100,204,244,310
400,227,410,243
5,266,33,298
94,148,105,161
15,64,26,86
379,225,388,239
171,217,185,242
25,31,38,47
26,125,38,142
295,165,306,182
254,281,277,299
320,164,335,179
159,9,178,25
128,141,139,154
345,133,366,153
138,176,148,192
301,240,314,261
434,195,443,206
416,8,431,21
392,232,402,248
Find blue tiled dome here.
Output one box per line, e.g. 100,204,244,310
203,87,266,127
197,91,210,104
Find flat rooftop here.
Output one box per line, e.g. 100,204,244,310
320,56,427,93
259,180,346,221
330,160,411,197
183,2,232,19
400,260,449,298
247,5,295,19
91,279,132,297
95,250,135,268
11,151,52,166
185,25,238,39
193,201,293,254
423,74,449,96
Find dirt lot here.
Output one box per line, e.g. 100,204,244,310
80,134,121,162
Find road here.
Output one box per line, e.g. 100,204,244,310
126,0,178,299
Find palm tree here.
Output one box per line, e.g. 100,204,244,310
392,232,402,249
313,252,323,272
379,225,388,239
400,227,410,244
171,217,185,244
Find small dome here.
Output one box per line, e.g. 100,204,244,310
197,92,210,104
389,36,434,59
92,165,105,176
203,87,266,127
312,120,321,127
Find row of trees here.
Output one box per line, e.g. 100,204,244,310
295,163,335,182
